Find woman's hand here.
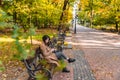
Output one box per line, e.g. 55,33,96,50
51,48,55,52
51,48,57,53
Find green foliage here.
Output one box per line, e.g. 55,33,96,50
12,24,35,60
57,60,67,71
78,0,120,29
36,74,48,80
0,8,13,30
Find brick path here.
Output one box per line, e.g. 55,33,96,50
71,25,120,80
72,50,95,80
65,36,95,80
53,49,96,80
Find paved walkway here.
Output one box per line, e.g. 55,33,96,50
64,35,95,80
73,50,95,80
71,25,120,80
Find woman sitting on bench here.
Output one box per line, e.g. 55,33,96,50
45,35,75,63
40,35,70,72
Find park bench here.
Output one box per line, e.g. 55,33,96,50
22,31,72,80
50,31,72,51
21,46,55,80
49,33,66,52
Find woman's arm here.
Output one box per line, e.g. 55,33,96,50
40,43,55,57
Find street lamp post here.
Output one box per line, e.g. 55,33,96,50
74,16,76,34
73,1,79,34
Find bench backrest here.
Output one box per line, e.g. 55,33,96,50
22,46,44,70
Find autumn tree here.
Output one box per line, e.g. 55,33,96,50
78,0,120,32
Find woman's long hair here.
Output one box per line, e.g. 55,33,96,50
42,35,50,46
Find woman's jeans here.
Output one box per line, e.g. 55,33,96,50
54,51,67,60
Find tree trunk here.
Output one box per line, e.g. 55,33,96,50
58,0,69,31
115,21,118,32
60,0,69,21
90,0,93,28
0,0,2,6
13,11,17,24
23,26,27,32
90,12,92,28
13,2,17,24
